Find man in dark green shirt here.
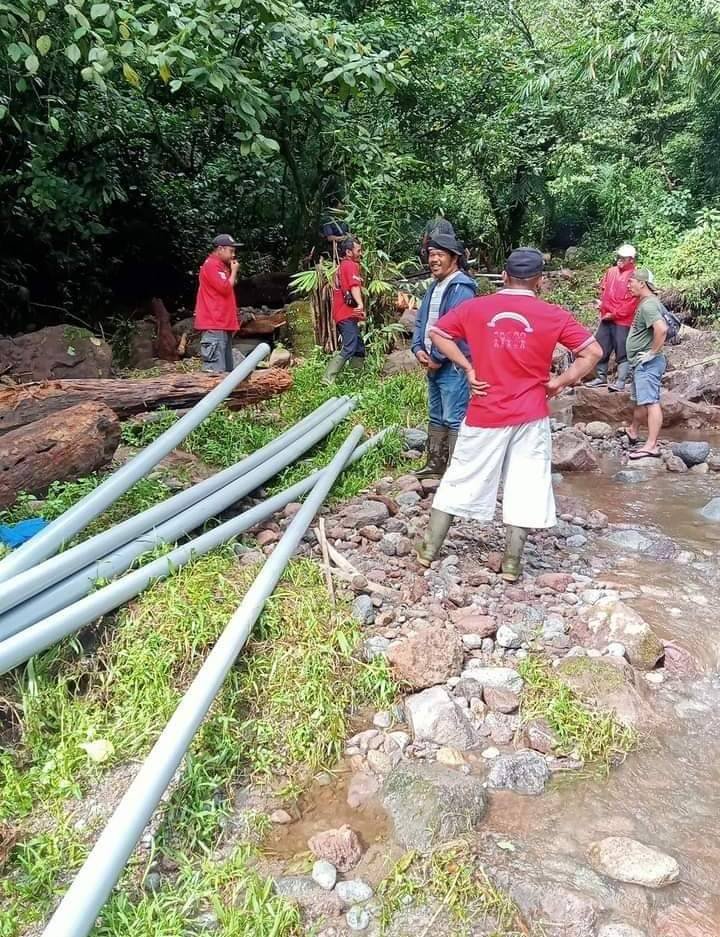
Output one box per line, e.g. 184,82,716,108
625,269,668,460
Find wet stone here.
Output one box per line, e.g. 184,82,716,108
588,836,680,888
486,750,550,795
352,595,375,626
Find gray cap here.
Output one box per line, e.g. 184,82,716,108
212,234,240,248
505,247,544,278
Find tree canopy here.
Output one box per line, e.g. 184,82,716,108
2,0,719,328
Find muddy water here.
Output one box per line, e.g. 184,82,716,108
512,459,720,934
270,458,720,935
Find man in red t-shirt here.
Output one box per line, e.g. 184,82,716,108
416,247,602,581
323,237,365,384
194,234,241,372
587,244,639,391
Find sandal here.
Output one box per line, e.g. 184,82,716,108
628,449,660,460
621,428,640,446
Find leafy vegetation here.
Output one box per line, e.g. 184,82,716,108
518,656,637,769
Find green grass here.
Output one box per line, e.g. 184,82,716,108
518,656,637,769
378,846,531,937
0,554,398,933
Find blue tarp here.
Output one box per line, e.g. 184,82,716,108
0,518,48,549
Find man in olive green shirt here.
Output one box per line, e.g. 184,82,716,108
625,269,668,460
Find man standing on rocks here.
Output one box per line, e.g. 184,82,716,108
625,269,668,461
416,247,602,580
587,244,639,392
194,234,241,372
411,232,478,479
323,236,365,383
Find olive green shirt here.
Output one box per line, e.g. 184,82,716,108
626,296,665,365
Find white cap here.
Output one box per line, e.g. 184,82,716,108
616,243,636,258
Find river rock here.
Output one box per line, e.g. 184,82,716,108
483,686,521,714
387,627,463,689
552,428,599,472
665,454,689,473
347,771,380,809
352,595,375,626
401,426,428,451
603,529,653,553
496,624,523,649
383,348,417,377
588,837,680,887
700,497,720,521
461,665,524,695
382,761,487,852
452,613,497,637
486,750,550,795
346,906,370,931
335,880,373,904
671,440,710,467
536,572,574,592
522,717,560,754
308,825,363,872
580,598,664,670
585,420,613,439
613,469,647,484
404,686,478,749
556,657,649,728
453,677,484,700
312,861,337,891
346,500,390,528
598,926,648,937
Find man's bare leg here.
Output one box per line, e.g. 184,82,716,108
644,403,663,452
627,405,645,442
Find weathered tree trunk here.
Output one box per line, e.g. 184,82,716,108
151,297,180,361
0,369,293,433
240,312,288,337
0,403,120,507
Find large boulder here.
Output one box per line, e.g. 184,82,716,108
588,837,680,888
0,325,112,381
671,440,710,467
573,386,720,428
663,358,720,403
579,599,664,670
460,665,524,695
387,627,464,690
382,761,487,852
404,686,479,749
555,657,650,728
700,497,720,521
382,348,418,377
552,428,599,472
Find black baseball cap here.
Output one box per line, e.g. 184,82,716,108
505,247,544,278
428,232,464,257
212,234,241,248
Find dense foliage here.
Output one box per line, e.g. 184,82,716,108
2,0,720,328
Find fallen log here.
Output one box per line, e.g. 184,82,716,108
0,368,293,433
573,386,720,429
241,312,288,337
0,403,120,507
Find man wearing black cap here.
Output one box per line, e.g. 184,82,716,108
194,234,241,372
416,247,602,581
410,232,478,478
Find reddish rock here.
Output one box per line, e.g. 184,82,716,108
308,825,363,872
552,427,599,472
536,572,574,592
522,717,560,754
487,552,503,573
662,640,699,676
452,614,497,637
256,529,280,546
420,478,440,492
484,686,521,714
387,626,464,690
358,525,383,542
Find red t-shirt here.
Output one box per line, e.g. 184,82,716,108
194,254,240,331
599,264,638,327
332,258,364,324
433,289,593,428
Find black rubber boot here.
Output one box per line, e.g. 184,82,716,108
348,356,365,371
608,361,630,393
416,508,454,567
501,525,529,582
446,428,459,466
322,354,346,385
415,424,448,480
586,364,608,388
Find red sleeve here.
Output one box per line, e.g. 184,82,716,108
432,301,469,341
200,260,233,296
558,313,593,352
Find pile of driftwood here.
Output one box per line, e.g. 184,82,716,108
0,369,292,508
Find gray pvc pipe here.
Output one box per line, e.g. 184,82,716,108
0,395,346,615
0,429,388,676
40,425,364,937
0,343,271,583
0,399,356,638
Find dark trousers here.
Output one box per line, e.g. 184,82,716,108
337,318,366,361
596,320,629,366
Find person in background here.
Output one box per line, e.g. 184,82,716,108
420,217,456,265
624,269,668,460
323,237,365,383
587,243,639,391
411,232,478,479
416,247,602,581
194,234,241,373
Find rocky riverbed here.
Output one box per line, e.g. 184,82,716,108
240,418,720,937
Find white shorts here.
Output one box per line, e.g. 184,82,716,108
433,417,556,528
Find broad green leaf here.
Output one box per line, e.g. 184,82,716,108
119,21,130,39
36,35,52,56
0,105,6,120
170,78,182,92
49,115,60,131
25,53,39,74
158,62,171,83
289,88,300,103
66,43,81,63
209,72,224,91
8,43,24,63
123,62,140,87
90,2,109,19
80,65,94,81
